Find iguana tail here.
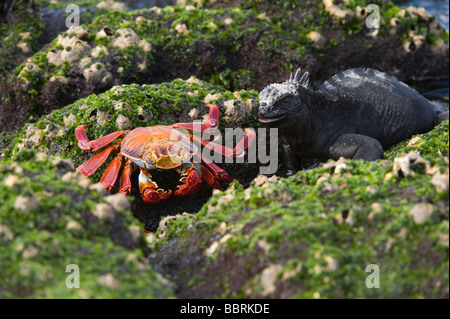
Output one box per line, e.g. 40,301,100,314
431,101,449,124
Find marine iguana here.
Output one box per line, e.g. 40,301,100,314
258,68,449,174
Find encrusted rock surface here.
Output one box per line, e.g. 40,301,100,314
0,0,448,299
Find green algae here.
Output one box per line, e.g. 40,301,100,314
6,79,259,182
1,0,448,299
7,0,446,127
0,0,44,76
151,121,449,298
385,120,449,160
0,148,174,298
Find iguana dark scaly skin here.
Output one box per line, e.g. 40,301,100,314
258,68,449,174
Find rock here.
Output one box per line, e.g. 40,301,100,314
149,118,448,298
91,45,109,58
0,149,174,298
98,273,120,290
104,193,131,212
52,157,75,171
138,107,153,121
89,182,108,195
128,225,142,245
323,0,354,20
67,26,88,39
2,0,448,136
186,75,202,85
112,28,140,48
307,31,326,48
139,39,152,53
116,114,131,130
204,241,220,256
66,220,82,230
0,224,14,242
188,108,200,118
96,0,126,11
393,152,430,177
253,175,269,187
82,62,112,86
96,26,115,38
18,63,41,77
324,256,339,271
204,93,222,103
223,100,249,126
14,194,39,214
77,174,92,189
47,36,91,66
407,137,422,147
323,157,351,174
260,264,283,296
406,6,429,22
4,175,22,187
92,203,115,221
49,75,69,84
96,109,110,126
22,246,39,259
174,23,189,36
438,234,449,248
409,203,433,224
431,172,449,193
61,172,74,182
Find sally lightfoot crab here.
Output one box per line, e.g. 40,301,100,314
75,104,256,204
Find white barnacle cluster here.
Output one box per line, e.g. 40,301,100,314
258,69,310,113
44,25,152,86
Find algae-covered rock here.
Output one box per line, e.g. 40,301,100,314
0,0,43,76
384,120,449,160
6,78,261,231
0,148,174,298
149,121,449,298
8,78,259,157
2,0,448,132
0,0,448,299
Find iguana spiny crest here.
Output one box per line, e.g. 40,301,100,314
258,69,310,115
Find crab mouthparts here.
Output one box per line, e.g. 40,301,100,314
155,155,183,169
259,114,288,123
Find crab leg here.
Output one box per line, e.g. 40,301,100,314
75,125,92,151
76,145,115,176
170,104,220,131
139,169,172,205
199,163,222,190
174,163,203,197
233,128,256,157
195,153,235,187
119,159,136,195
99,154,124,191
191,128,256,159
75,125,126,151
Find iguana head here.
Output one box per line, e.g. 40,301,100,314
258,69,310,127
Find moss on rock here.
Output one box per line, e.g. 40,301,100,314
0,148,174,298
0,0,43,76
149,121,449,298
385,120,449,160
2,0,447,132
6,78,260,231
7,78,259,167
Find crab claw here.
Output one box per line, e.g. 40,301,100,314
142,188,173,205
174,164,203,197
139,169,172,204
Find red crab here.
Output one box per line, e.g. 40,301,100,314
75,104,256,204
